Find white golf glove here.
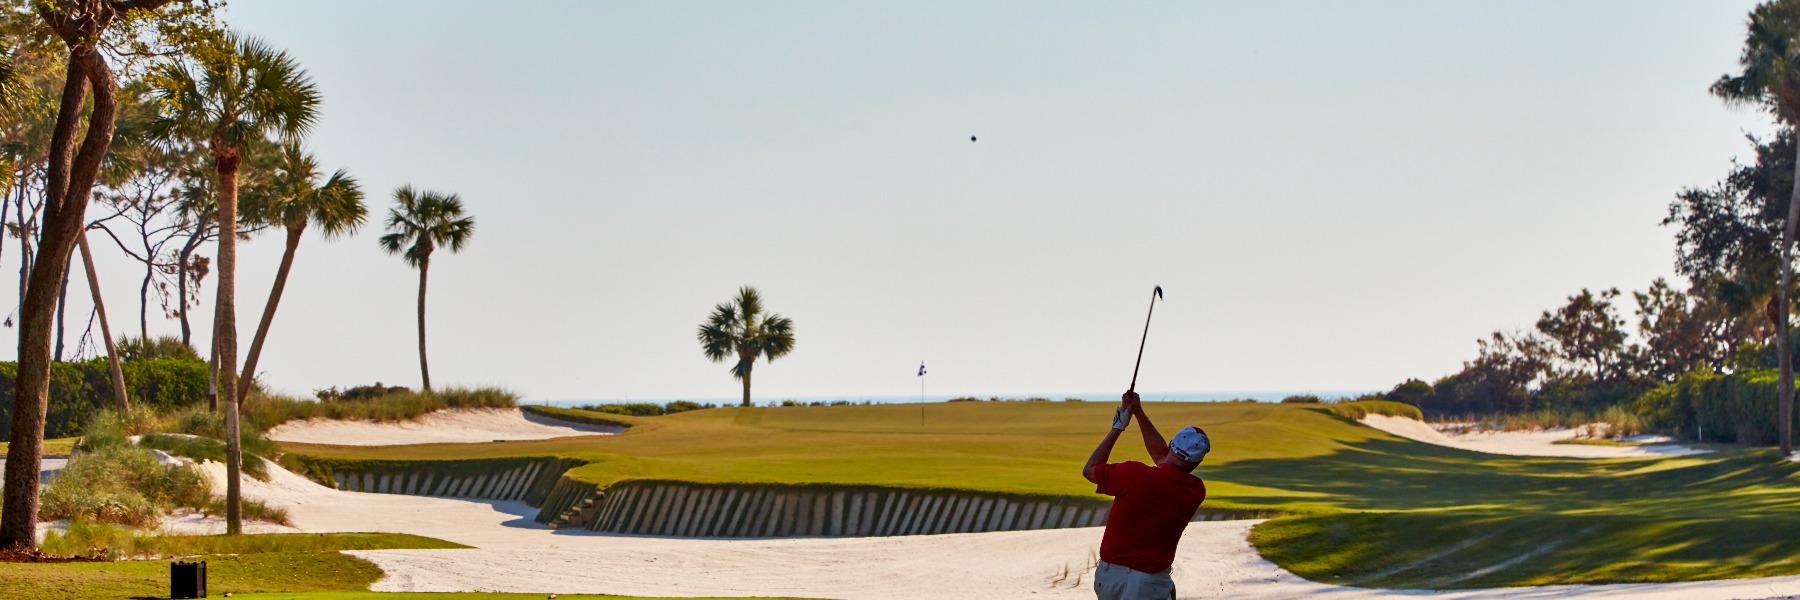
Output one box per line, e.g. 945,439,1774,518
1112,406,1132,430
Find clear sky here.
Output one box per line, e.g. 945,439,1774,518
3,1,1780,402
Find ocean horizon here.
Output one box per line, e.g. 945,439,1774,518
524,389,1382,408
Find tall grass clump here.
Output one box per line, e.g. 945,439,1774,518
1327,400,1424,421
243,386,518,430
41,415,212,527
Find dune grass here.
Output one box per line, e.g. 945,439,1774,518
276,401,1800,588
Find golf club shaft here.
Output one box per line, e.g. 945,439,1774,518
1130,288,1160,392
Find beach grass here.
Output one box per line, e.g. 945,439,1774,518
275,401,1800,588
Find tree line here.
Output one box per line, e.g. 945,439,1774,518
0,0,475,549
1382,0,1800,454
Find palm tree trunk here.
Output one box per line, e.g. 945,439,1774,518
78,231,128,411
1779,149,1800,456
238,224,303,404
213,149,243,535
4,49,119,550
741,366,752,407
417,260,431,393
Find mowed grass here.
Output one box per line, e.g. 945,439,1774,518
0,436,78,456
279,402,1800,588
0,532,467,600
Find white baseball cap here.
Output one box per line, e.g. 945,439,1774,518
1170,426,1211,463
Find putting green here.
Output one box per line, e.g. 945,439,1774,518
279,401,1800,588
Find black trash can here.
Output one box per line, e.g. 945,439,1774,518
171,560,206,599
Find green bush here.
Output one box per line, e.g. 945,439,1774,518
1281,395,1323,404
1634,369,1800,445
0,357,210,439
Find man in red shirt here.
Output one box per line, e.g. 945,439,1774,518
1082,390,1210,600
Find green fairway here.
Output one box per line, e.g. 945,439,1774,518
277,402,1800,588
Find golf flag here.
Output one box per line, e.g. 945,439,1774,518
918,362,927,377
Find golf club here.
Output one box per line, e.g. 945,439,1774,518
1129,285,1164,393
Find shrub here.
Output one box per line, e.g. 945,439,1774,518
947,397,982,403
0,356,210,439
664,400,704,414
1280,395,1322,404
116,336,200,362
40,445,210,527
1633,368,1800,445
1387,379,1433,405
315,382,413,402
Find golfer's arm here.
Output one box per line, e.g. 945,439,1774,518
1133,406,1170,462
1083,428,1123,484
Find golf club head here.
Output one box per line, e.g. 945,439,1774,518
1154,285,1163,300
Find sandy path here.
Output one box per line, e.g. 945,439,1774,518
1359,415,1707,458
174,458,1800,599
265,407,619,445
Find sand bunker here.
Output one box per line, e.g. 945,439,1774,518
265,407,619,446
1359,414,1707,458
162,457,1800,599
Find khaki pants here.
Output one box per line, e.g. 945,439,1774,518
1093,560,1175,600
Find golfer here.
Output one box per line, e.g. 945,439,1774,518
1082,390,1210,600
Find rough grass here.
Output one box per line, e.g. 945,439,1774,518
0,551,383,599
246,386,519,431
280,401,1800,589
1325,400,1423,421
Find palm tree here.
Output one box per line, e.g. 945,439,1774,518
147,33,320,535
236,142,365,402
379,186,474,393
1714,0,1800,455
697,286,796,407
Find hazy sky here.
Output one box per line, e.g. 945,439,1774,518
4,1,1780,402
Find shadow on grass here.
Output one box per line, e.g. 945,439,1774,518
1210,435,1800,516
1220,433,1800,588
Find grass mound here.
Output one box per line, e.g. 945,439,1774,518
1326,400,1424,421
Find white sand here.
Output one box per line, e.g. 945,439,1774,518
1359,415,1707,458
167,457,1800,599
264,407,620,446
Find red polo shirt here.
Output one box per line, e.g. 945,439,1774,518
1093,460,1206,573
